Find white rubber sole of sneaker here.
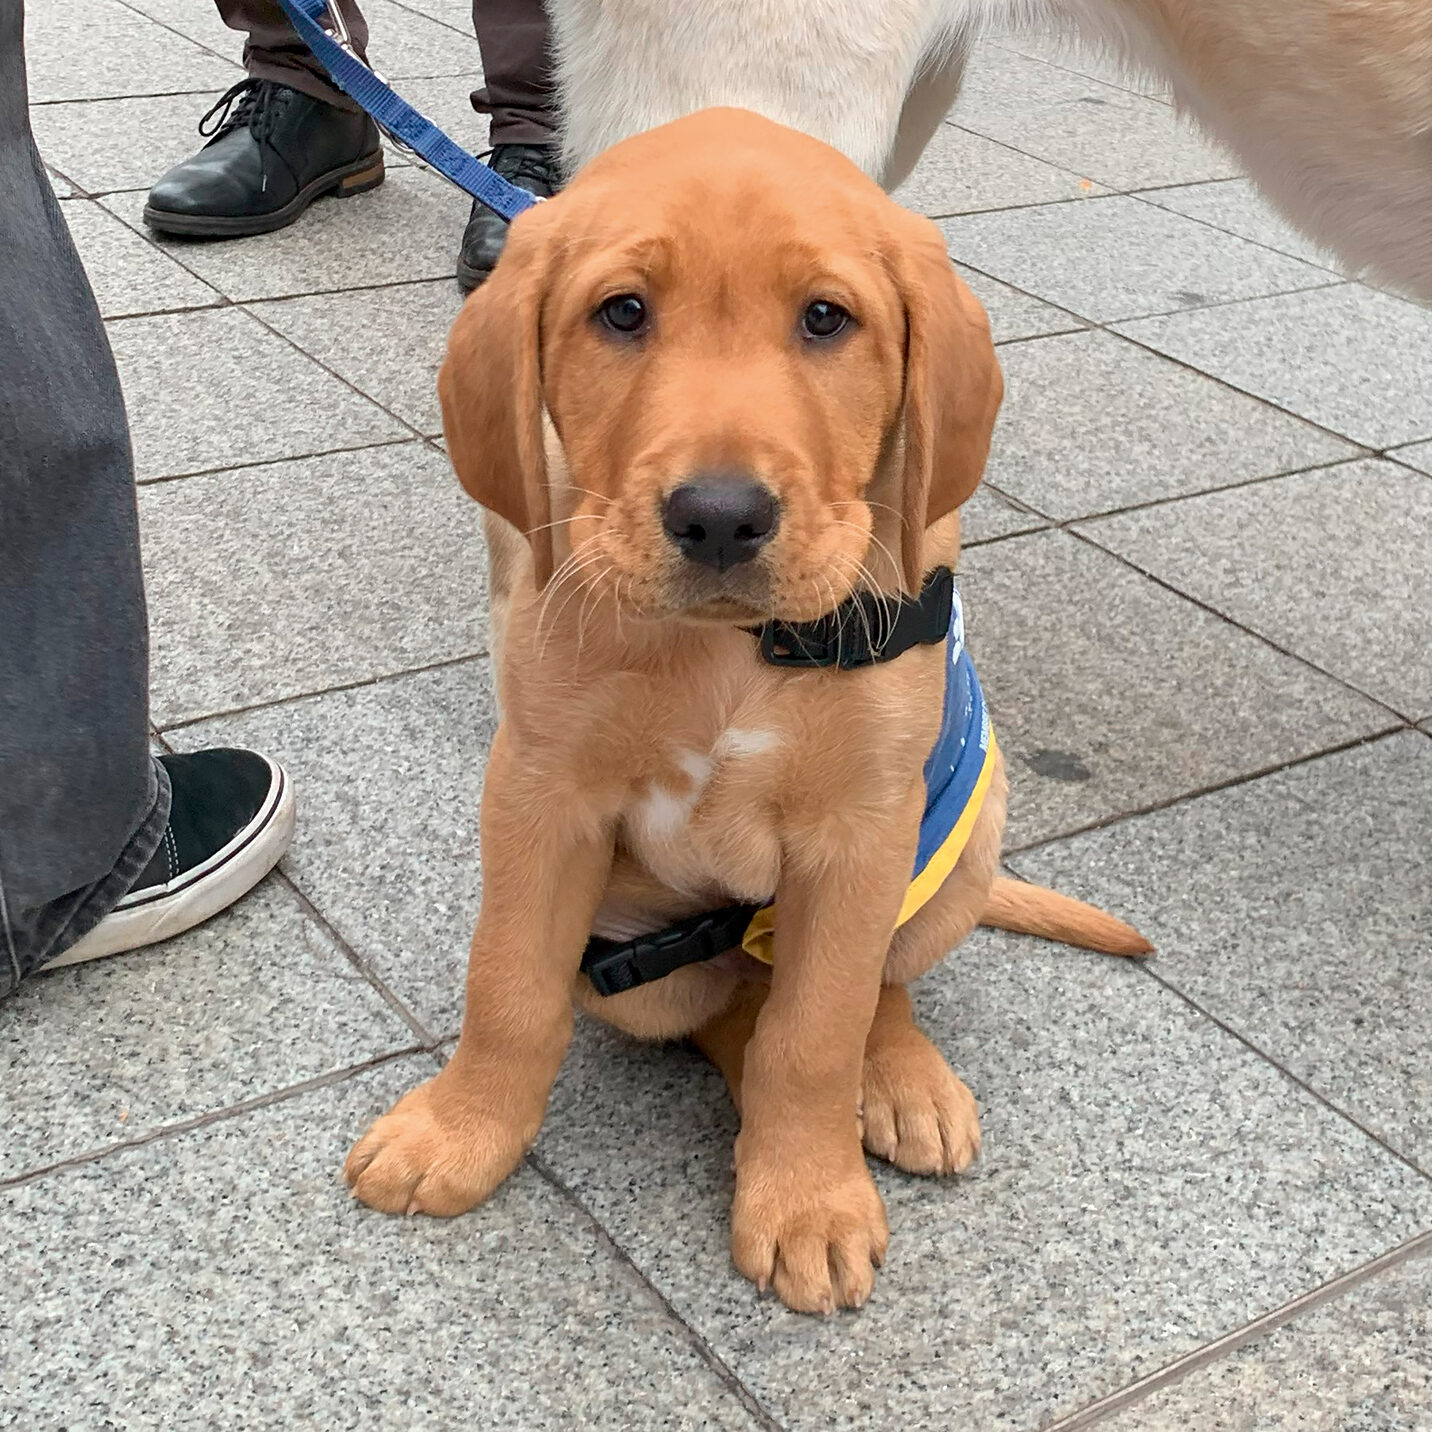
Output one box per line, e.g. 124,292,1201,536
42,757,297,969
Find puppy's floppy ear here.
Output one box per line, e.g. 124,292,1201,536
439,204,556,587
888,211,1003,591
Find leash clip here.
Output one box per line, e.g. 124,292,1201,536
317,0,390,82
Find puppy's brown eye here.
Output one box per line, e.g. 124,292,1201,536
598,294,649,335
802,300,850,339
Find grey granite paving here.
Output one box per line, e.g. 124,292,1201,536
1392,441,1432,475
984,328,1360,519
1011,732,1432,1170
537,936,1432,1432
58,195,222,318
140,442,487,723
22,0,239,103
169,661,499,1035
949,45,1235,189
108,306,409,481
1115,285,1432,449
894,121,1106,217
940,196,1333,323
1099,1246,1432,1431
1080,461,1432,718
248,279,464,435
0,880,412,1182
959,484,1049,546
0,1060,765,1432
958,529,1390,846
28,89,228,195
952,261,1087,344
103,165,469,300
1135,179,1348,270
14,15,1432,1431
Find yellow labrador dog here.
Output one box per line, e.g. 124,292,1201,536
346,110,1148,1315
551,0,1432,299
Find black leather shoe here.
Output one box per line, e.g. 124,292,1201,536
144,78,384,238
456,142,563,291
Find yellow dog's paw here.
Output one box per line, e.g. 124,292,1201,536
344,1078,528,1217
730,1156,889,1314
860,1038,981,1176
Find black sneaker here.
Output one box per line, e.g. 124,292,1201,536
143,79,384,239
456,142,563,292
44,749,296,968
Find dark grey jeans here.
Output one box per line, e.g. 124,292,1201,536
0,0,170,995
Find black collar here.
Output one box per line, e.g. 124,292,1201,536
752,566,954,669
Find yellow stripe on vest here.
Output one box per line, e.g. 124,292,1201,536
739,731,1000,965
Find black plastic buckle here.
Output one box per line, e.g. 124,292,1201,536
581,902,764,997
757,567,954,670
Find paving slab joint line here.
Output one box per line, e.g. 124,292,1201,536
1131,960,1430,1182
102,223,444,446
273,866,439,1049
1038,1230,1432,1432
1065,526,1416,723
1029,452,1375,527
228,303,436,443
950,255,1365,452
108,0,248,69
0,1045,424,1192
1097,278,1349,329
384,0,480,41
984,37,1176,108
526,1150,790,1432
1002,723,1411,858
156,645,491,733
1122,188,1348,275
134,434,416,489
30,88,226,107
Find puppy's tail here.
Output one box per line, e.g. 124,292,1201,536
980,876,1152,957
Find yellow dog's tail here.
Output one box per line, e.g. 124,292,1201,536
980,876,1153,957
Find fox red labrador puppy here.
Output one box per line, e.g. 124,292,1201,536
346,109,1148,1314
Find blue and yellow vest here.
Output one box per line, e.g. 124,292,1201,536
740,586,998,961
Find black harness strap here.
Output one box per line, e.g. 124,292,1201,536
581,902,764,997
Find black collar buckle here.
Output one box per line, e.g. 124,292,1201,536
756,566,954,670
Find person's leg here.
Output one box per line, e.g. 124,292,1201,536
217,0,369,111
143,0,382,238
0,0,169,993
2,0,294,995
470,0,557,146
457,0,562,291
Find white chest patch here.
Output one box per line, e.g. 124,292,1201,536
714,727,782,760
632,749,714,841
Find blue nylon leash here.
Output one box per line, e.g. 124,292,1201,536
271,0,539,221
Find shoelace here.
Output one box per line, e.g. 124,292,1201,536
480,144,561,194
199,77,292,146
198,79,293,191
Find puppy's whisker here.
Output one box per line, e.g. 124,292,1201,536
524,512,603,539
828,521,898,636
573,565,614,663
831,497,901,521
563,484,615,505
835,557,878,657
535,549,609,661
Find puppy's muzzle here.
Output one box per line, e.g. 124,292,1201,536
661,474,780,573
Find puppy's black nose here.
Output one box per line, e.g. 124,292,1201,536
662,476,780,572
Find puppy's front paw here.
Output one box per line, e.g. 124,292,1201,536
730,1150,889,1314
344,1076,528,1217
861,1037,981,1176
